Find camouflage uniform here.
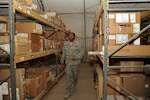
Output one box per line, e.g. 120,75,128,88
61,39,84,90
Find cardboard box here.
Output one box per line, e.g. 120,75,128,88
145,76,150,96
0,42,29,55
28,33,40,43
108,12,141,34
107,75,122,95
25,75,43,97
29,43,40,53
0,68,25,100
15,42,29,55
15,22,43,34
0,35,28,44
121,74,145,96
120,61,144,72
26,68,52,90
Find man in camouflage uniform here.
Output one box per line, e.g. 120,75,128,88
61,32,84,99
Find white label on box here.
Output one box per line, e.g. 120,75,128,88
116,95,124,100
116,34,128,44
130,13,136,23
109,35,116,40
145,84,149,88
116,13,129,23
109,14,115,19
134,38,140,45
1,82,8,95
20,57,25,61
9,88,20,100
133,24,140,33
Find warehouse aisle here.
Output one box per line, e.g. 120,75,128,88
42,63,97,100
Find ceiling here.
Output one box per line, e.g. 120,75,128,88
33,0,100,14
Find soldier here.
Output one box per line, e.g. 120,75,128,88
61,32,84,99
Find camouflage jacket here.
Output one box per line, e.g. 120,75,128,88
61,40,84,65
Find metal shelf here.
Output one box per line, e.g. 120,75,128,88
14,50,57,63
93,0,150,100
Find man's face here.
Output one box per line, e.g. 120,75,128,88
69,33,75,41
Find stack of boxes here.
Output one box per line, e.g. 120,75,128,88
95,12,150,98
0,68,25,100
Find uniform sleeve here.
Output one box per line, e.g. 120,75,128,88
60,43,66,64
75,42,84,60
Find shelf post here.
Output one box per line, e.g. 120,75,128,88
9,0,16,99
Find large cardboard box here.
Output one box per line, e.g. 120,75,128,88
0,68,25,100
107,75,122,95
26,68,52,90
0,35,28,44
121,74,145,96
15,42,29,55
25,75,43,97
15,22,43,34
29,43,40,53
108,12,141,34
120,61,144,72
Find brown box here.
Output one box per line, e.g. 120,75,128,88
108,12,141,34
25,75,43,97
29,43,40,53
26,68,52,90
121,74,145,96
107,75,122,94
0,68,25,100
0,35,28,44
28,33,40,43
15,22,43,34
145,76,150,96
15,42,29,55
120,61,144,72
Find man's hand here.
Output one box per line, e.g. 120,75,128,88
72,57,76,61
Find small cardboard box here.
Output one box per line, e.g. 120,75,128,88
25,75,43,97
16,22,43,34
121,74,145,96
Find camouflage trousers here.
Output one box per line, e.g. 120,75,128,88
65,65,79,89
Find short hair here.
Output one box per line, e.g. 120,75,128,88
70,32,76,37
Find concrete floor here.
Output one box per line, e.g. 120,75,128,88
42,63,98,100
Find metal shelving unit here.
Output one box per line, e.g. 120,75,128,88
103,0,150,100
0,0,67,100
91,0,150,100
